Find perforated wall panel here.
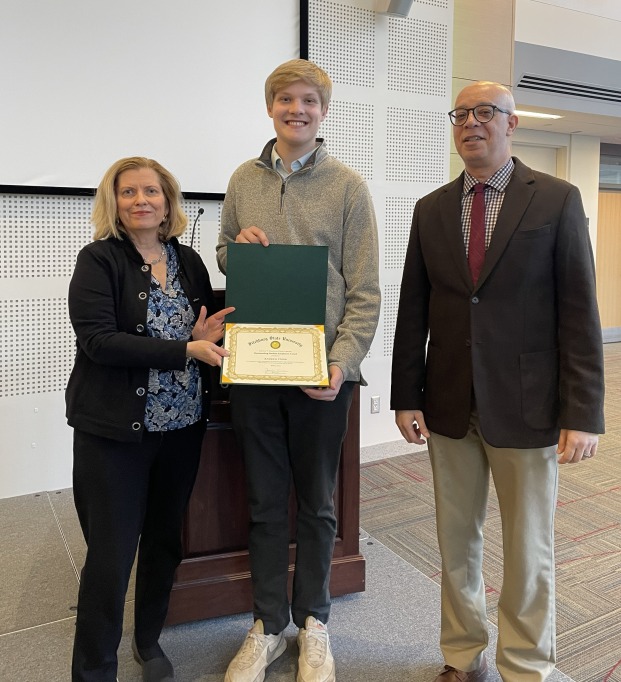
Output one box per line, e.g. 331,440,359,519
414,0,449,9
309,0,375,88
1,195,93,279
180,200,206,252
308,0,451,442
1,298,74,398
388,17,448,96
1,194,218,402
319,100,375,180
0,195,207,283
384,197,418,270
383,283,401,357
386,107,446,183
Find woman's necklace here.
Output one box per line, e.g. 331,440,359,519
143,242,166,265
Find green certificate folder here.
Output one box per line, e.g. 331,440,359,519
224,243,328,324
221,243,329,386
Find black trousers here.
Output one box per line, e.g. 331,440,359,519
71,422,203,682
230,382,354,634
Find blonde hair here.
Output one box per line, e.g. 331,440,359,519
92,157,188,241
265,59,332,111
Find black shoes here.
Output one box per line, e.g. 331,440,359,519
131,636,175,682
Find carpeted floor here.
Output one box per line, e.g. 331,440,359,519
360,342,621,682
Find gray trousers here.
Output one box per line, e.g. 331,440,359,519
230,382,354,634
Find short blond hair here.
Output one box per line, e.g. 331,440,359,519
265,59,332,111
92,157,188,241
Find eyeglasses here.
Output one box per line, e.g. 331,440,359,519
448,105,511,126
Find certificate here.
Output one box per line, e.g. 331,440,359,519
220,243,330,387
221,323,329,386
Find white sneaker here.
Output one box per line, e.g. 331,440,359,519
225,619,286,682
297,617,335,682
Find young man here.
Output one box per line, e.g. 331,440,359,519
391,81,605,681
216,60,380,682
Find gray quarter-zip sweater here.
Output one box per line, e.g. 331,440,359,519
216,138,380,382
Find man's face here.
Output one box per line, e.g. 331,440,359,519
452,83,518,178
268,80,327,156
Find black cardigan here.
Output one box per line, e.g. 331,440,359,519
66,236,216,442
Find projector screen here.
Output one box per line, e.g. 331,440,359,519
1,0,299,196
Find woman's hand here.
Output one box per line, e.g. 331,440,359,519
192,306,235,343
186,340,229,367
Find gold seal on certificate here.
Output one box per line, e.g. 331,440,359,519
221,323,329,386
220,243,330,387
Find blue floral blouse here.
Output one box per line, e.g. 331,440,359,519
144,243,201,431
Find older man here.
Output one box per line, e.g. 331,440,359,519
391,81,604,681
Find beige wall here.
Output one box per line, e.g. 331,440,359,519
450,0,515,178
449,0,601,265
596,191,621,330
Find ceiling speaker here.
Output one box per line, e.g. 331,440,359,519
385,0,414,17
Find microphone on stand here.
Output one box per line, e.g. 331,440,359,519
190,207,204,250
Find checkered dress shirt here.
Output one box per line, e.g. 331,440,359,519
461,158,515,251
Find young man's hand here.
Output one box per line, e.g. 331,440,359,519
301,365,344,401
235,225,270,246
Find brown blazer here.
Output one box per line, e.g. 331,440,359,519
391,158,605,448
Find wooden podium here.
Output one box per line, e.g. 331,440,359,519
166,296,365,624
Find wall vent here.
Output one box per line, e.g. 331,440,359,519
517,74,621,104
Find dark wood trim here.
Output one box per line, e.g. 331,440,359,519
167,545,364,625
300,0,309,60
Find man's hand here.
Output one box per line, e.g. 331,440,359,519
395,409,430,445
235,225,270,246
301,365,344,402
557,429,599,464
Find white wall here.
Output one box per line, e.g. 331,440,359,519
515,0,621,60
512,129,600,250
0,0,454,497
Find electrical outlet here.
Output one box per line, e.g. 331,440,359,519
371,395,380,414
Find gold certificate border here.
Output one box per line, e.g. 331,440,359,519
221,323,329,386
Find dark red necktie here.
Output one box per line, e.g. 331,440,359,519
468,183,486,285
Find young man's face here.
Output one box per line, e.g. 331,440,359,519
267,80,327,157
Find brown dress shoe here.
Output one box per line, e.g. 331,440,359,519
433,656,488,681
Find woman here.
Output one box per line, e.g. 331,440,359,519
66,157,233,682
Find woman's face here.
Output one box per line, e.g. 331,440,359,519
115,167,168,236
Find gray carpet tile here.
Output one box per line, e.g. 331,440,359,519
117,538,574,682
360,343,621,682
0,616,76,682
0,492,79,634
49,486,137,607
0,512,577,681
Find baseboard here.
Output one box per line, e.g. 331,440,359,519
603,327,621,343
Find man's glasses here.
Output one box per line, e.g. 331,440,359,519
448,105,511,126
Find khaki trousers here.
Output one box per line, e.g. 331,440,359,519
428,412,558,681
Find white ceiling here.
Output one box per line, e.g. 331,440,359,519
512,102,621,145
